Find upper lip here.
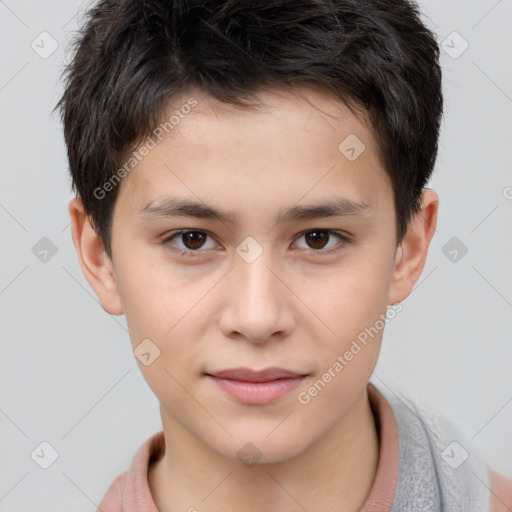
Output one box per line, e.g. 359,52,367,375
206,367,307,382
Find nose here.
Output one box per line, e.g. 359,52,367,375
217,249,295,343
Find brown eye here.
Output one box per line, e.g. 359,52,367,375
181,231,207,250
162,230,218,256
293,229,350,254
304,230,330,249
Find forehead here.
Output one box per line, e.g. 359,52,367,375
119,85,390,217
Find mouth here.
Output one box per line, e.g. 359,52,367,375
204,367,308,405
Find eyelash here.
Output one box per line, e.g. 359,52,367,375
161,229,352,258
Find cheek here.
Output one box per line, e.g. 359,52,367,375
297,281,386,417
311,257,392,337
302,248,393,379
114,247,208,344
116,260,217,403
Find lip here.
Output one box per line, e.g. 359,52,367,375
208,367,305,382
205,367,308,405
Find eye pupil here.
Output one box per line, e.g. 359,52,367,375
183,231,206,249
305,230,329,249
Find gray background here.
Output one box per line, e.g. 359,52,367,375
0,0,511,510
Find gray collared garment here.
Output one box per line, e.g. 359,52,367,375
374,381,491,512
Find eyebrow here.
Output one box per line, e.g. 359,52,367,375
138,196,371,224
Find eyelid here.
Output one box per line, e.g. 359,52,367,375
291,229,352,255
161,229,221,256
161,228,352,257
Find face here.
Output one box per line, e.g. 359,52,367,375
101,86,403,463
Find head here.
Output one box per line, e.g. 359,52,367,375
58,0,442,463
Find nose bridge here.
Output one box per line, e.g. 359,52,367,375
235,234,277,294
219,242,293,341
236,244,280,312
239,250,276,300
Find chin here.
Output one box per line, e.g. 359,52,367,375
217,433,309,467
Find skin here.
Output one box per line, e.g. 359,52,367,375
69,85,438,512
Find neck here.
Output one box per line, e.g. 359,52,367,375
149,388,379,512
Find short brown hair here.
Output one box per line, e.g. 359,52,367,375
56,0,443,259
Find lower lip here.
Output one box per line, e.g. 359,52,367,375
206,375,306,405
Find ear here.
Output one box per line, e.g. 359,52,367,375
68,197,124,315
388,188,439,305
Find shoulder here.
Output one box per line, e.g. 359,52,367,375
96,470,128,512
488,467,512,512
371,382,510,510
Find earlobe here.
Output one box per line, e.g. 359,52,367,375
68,197,124,315
388,189,439,305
